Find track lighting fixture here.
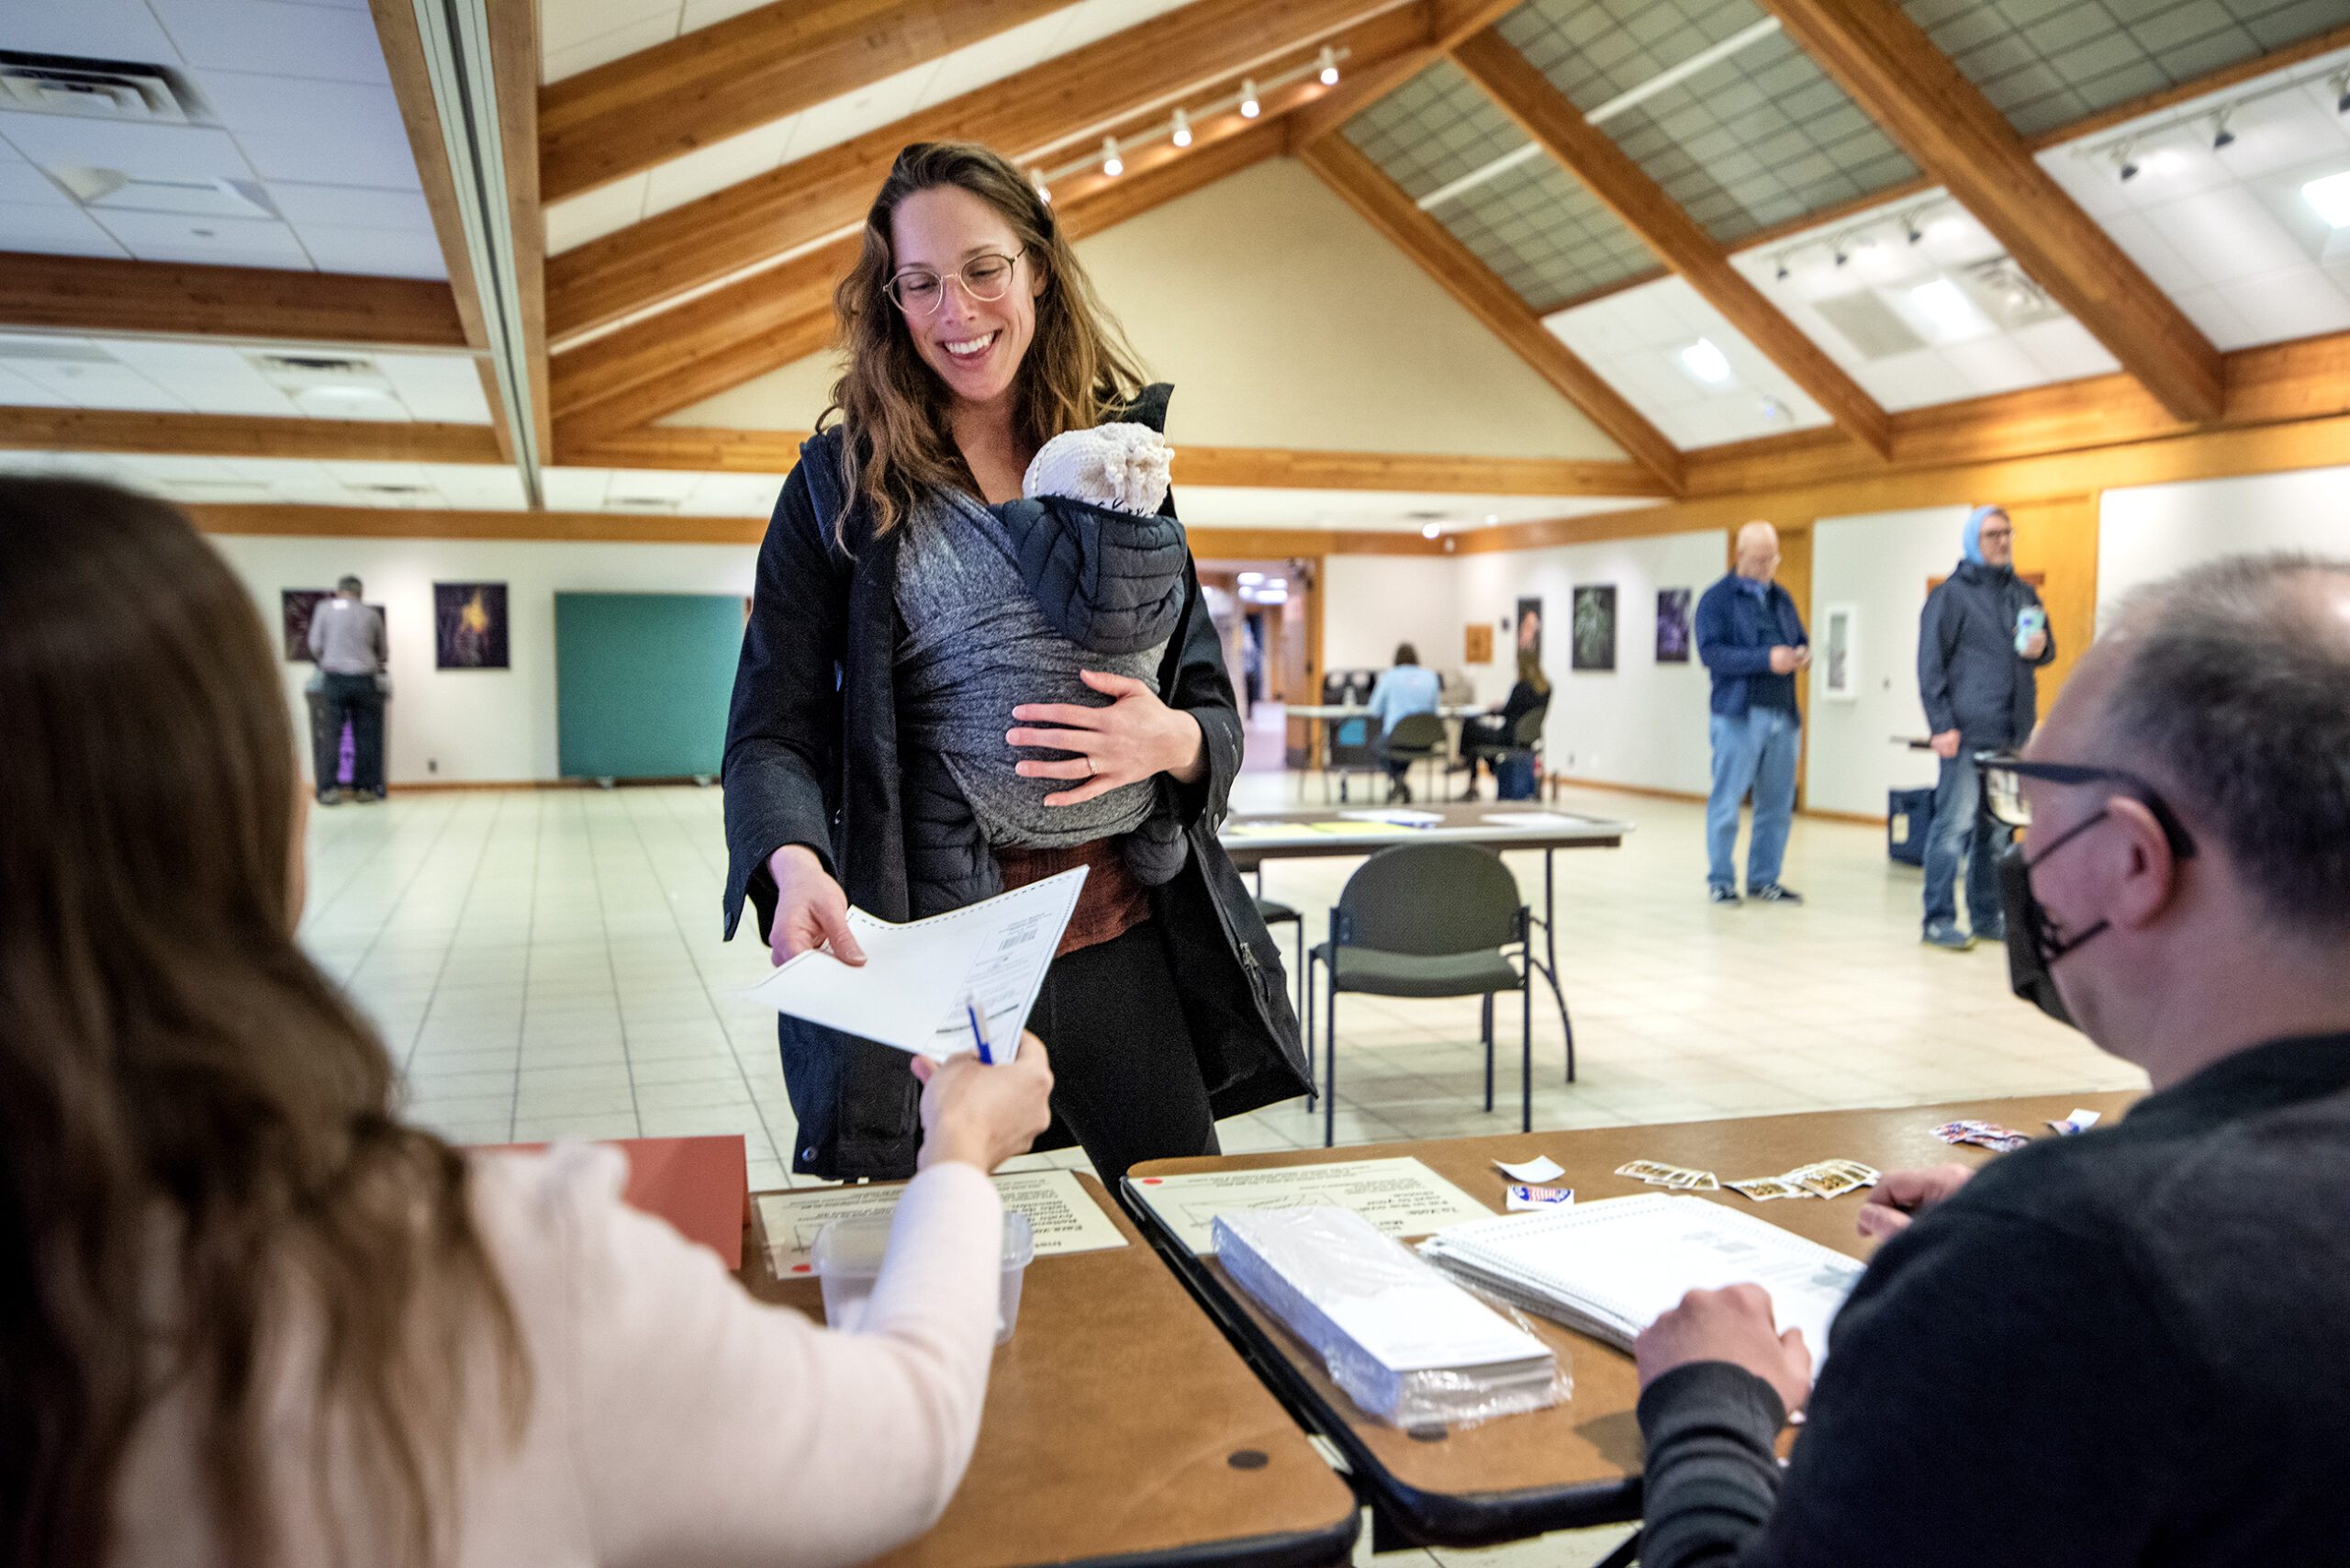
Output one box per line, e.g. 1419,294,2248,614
1171,107,1191,147
1240,78,1259,118
1102,136,1122,177
1318,48,1339,86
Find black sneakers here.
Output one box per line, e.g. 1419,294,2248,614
1708,884,1742,905
1749,882,1803,904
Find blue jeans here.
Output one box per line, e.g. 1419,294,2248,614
1707,706,1799,890
1922,750,2010,933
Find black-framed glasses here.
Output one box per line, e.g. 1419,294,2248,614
1975,753,2197,858
884,251,1024,314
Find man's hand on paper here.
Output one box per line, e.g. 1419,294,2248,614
766,844,867,969
1008,669,1207,805
911,1033,1055,1173
1635,1282,1813,1417
1854,1162,1975,1240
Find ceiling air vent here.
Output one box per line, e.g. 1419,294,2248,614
607,497,682,513
1813,290,1926,361
0,50,210,124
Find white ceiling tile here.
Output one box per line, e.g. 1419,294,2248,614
1852,350,1964,410
1938,335,2043,398
2150,186,2312,286
912,9,1080,109
603,468,698,503
677,0,770,30
0,116,259,184
2225,264,2350,342
88,207,311,267
317,459,430,483
0,364,76,406
542,0,677,56
425,465,527,508
542,15,679,84
145,0,393,84
544,174,650,254
2093,209,2205,297
6,356,189,409
0,0,181,59
541,467,611,510
642,118,798,214
100,339,296,414
290,221,446,277
230,124,420,190
373,353,491,422
775,62,934,165
0,158,71,206
0,201,130,256
2167,285,2256,347
264,180,431,230
2009,318,2121,382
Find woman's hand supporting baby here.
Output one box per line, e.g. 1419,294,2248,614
1007,669,1205,805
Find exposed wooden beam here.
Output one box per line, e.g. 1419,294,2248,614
1451,27,1892,460
0,407,503,465
189,503,767,545
1297,134,1686,493
550,111,1294,439
540,0,1072,204
488,0,550,464
0,252,467,347
1759,0,2223,423
365,0,495,358
544,0,1425,342
1189,526,1445,556
561,422,1671,498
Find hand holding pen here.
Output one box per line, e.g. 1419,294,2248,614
910,1029,1056,1172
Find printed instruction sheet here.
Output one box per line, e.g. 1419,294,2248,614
1130,1157,1497,1254
757,1169,1128,1275
741,868,1085,1059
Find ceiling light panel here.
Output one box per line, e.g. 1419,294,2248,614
1732,191,2121,409
2035,48,2350,350
1900,0,2349,139
1545,274,1834,449
1344,61,1659,310
1496,0,1919,246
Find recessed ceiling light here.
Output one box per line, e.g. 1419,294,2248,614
2303,170,2350,228
1420,522,1442,539
1679,337,1731,383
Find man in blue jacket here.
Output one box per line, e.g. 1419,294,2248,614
1917,505,2055,949
1695,521,1809,905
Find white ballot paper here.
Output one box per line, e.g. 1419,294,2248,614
757,1169,1127,1275
742,868,1085,1060
1129,1157,1496,1254
1493,1155,1566,1184
1482,812,1584,829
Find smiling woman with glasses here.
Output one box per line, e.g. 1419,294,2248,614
719,141,1306,1191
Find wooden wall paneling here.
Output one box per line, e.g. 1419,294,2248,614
0,407,504,465
1297,134,1687,492
540,0,1074,203
1760,0,2223,423
489,0,551,464
0,252,467,347
1450,28,1892,459
2006,492,2098,721
544,0,1423,341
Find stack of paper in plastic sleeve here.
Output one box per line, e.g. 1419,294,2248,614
1418,1193,1867,1368
1214,1207,1563,1427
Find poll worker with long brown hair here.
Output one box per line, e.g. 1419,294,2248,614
0,477,1055,1568
722,141,1307,1184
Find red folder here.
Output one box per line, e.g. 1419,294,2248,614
470,1135,750,1271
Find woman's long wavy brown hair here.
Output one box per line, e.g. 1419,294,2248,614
823,140,1149,542
0,480,526,1567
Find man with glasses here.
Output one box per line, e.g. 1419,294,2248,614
1628,553,2350,1566
1696,521,1808,906
1917,504,2054,950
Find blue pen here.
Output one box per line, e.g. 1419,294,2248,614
965,995,993,1065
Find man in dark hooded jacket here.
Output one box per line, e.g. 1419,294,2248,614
1917,505,2055,949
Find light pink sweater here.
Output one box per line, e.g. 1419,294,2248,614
109,1143,1005,1567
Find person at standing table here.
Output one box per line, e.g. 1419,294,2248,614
1695,521,1808,906
1631,552,2350,1567
1456,648,1550,800
307,574,386,803
1918,504,2055,951
722,141,1305,1186
2,476,1060,1568
1363,641,1440,803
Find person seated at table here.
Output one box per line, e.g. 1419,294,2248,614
1456,648,1550,800
0,477,1057,1568
1631,552,2350,1566
1364,641,1440,802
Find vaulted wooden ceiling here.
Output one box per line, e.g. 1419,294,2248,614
4,0,2349,532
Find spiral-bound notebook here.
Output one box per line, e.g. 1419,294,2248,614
1420,1193,1867,1366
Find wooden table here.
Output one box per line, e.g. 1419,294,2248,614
740,1172,1360,1568
1125,1091,2143,1549
1219,803,1632,1092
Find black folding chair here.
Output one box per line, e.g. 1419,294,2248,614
1381,711,1448,802
1308,843,1533,1147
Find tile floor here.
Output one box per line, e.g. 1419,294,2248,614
305,769,2143,1568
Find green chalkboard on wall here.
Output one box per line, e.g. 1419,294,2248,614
554,592,742,779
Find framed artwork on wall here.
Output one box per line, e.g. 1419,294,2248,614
1516,596,1543,662
1822,602,1859,700
1571,585,1617,671
283,589,387,663
1464,622,1494,664
1654,588,1693,663
434,582,509,669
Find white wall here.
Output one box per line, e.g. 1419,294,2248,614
2098,464,2350,622
209,533,757,786
1454,530,1727,796
1805,506,1970,817
1319,554,1461,688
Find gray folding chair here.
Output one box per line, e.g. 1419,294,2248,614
1381,711,1448,802
1307,843,1533,1147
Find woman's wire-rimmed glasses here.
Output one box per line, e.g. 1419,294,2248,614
886,251,1024,315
